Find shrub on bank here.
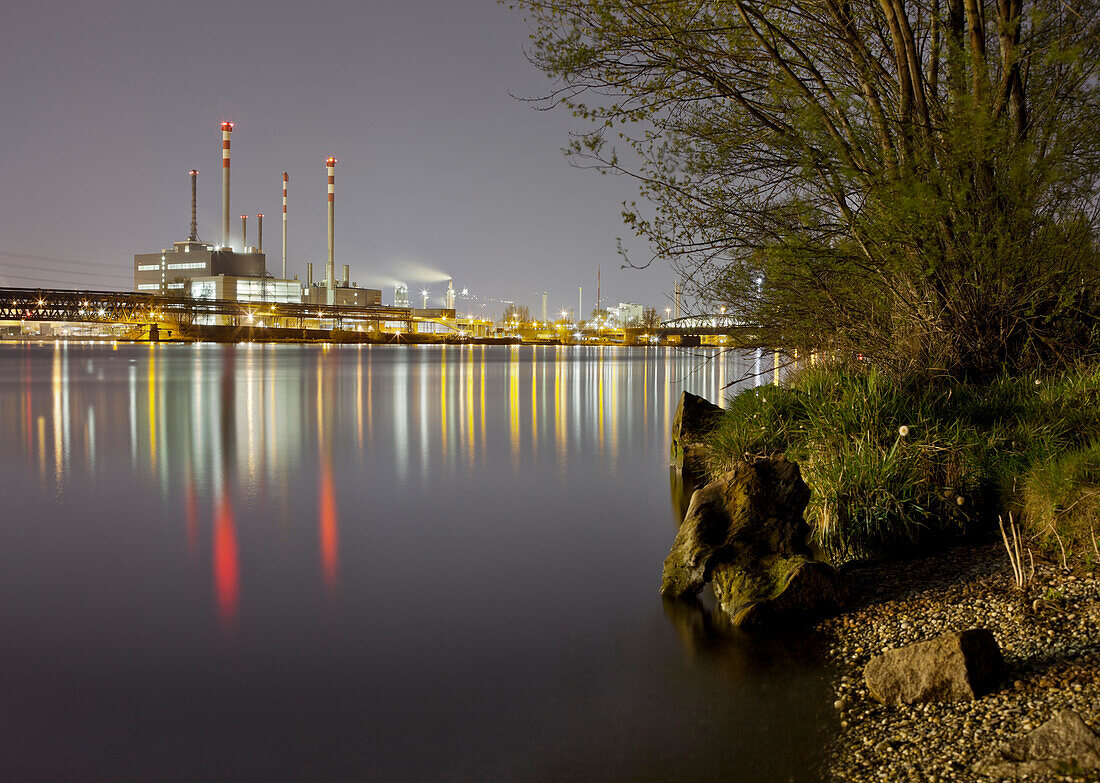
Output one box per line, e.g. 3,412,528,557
701,363,1100,564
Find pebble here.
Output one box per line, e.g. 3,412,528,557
816,543,1100,782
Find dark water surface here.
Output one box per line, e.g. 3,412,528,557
0,343,832,782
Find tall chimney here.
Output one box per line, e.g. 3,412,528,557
281,172,288,280
579,286,583,321
221,122,233,248
342,264,349,287
188,170,199,242
326,157,336,305
240,214,247,251
257,214,263,253
307,262,313,287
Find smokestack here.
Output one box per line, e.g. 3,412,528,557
447,280,455,310
281,172,288,280
326,157,336,305
188,170,199,242
342,264,349,287
542,292,548,321
257,214,263,253
674,282,682,319
579,286,583,321
221,122,233,248
597,265,601,314
307,262,313,287
240,214,247,251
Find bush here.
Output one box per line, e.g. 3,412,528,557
701,361,1100,564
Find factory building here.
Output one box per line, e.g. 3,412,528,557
134,125,381,314
134,241,266,296
302,283,381,308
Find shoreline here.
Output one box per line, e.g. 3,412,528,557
0,335,691,347
815,543,1100,781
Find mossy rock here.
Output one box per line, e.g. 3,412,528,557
670,391,724,473
660,457,843,629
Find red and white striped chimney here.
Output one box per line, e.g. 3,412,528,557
326,157,336,305
281,172,288,279
221,122,233,248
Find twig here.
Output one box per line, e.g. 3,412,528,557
999,513,1033,591
1046,522,1070,571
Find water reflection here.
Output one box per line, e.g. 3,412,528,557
5,344,744,614
0,343,834,782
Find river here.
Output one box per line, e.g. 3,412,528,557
0,342,832,782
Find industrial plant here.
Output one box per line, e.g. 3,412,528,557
133,123,391,322
0,122,692,344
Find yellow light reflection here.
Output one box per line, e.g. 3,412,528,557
531,348,538,456
148,345,156,468
440,348,447,459
597,348,605,458
554,347,565,472
509,346,520,464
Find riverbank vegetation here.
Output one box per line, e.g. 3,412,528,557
515,0,1100,380
699,362,1100,567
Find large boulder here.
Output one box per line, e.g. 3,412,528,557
863,629,1004,705
660,457,843,628
974,709,1100,778
670,391,724,474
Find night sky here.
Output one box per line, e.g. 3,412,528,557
0,0,675,316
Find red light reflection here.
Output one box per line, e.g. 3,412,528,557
319,463,338,594
213,492,240,625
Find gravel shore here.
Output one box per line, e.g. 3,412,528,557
816,543,1100,781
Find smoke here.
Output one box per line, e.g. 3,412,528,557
355,256,452,291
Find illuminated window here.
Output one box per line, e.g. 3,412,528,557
191,281,216,300
167,262,207,270
138,284,161,291
137,264,160,271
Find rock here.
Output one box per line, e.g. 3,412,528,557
863,629,1004,705
659,457,843,627
669,391,723,473
975,709,1100,777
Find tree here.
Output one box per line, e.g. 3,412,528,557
641,306,661,330
502,303,532,325
513,0,1100,377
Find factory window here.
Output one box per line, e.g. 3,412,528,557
137,264,160,271
166,283,184,290
138,284,161,291
167,262,207,270
236,279,302,304
192,281,216,300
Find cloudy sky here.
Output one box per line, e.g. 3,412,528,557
0,0,677,316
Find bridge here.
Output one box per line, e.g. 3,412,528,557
0,286,477,337
658,314,759,338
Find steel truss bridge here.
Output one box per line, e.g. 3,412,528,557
0,286,422,332
658,314,758,337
